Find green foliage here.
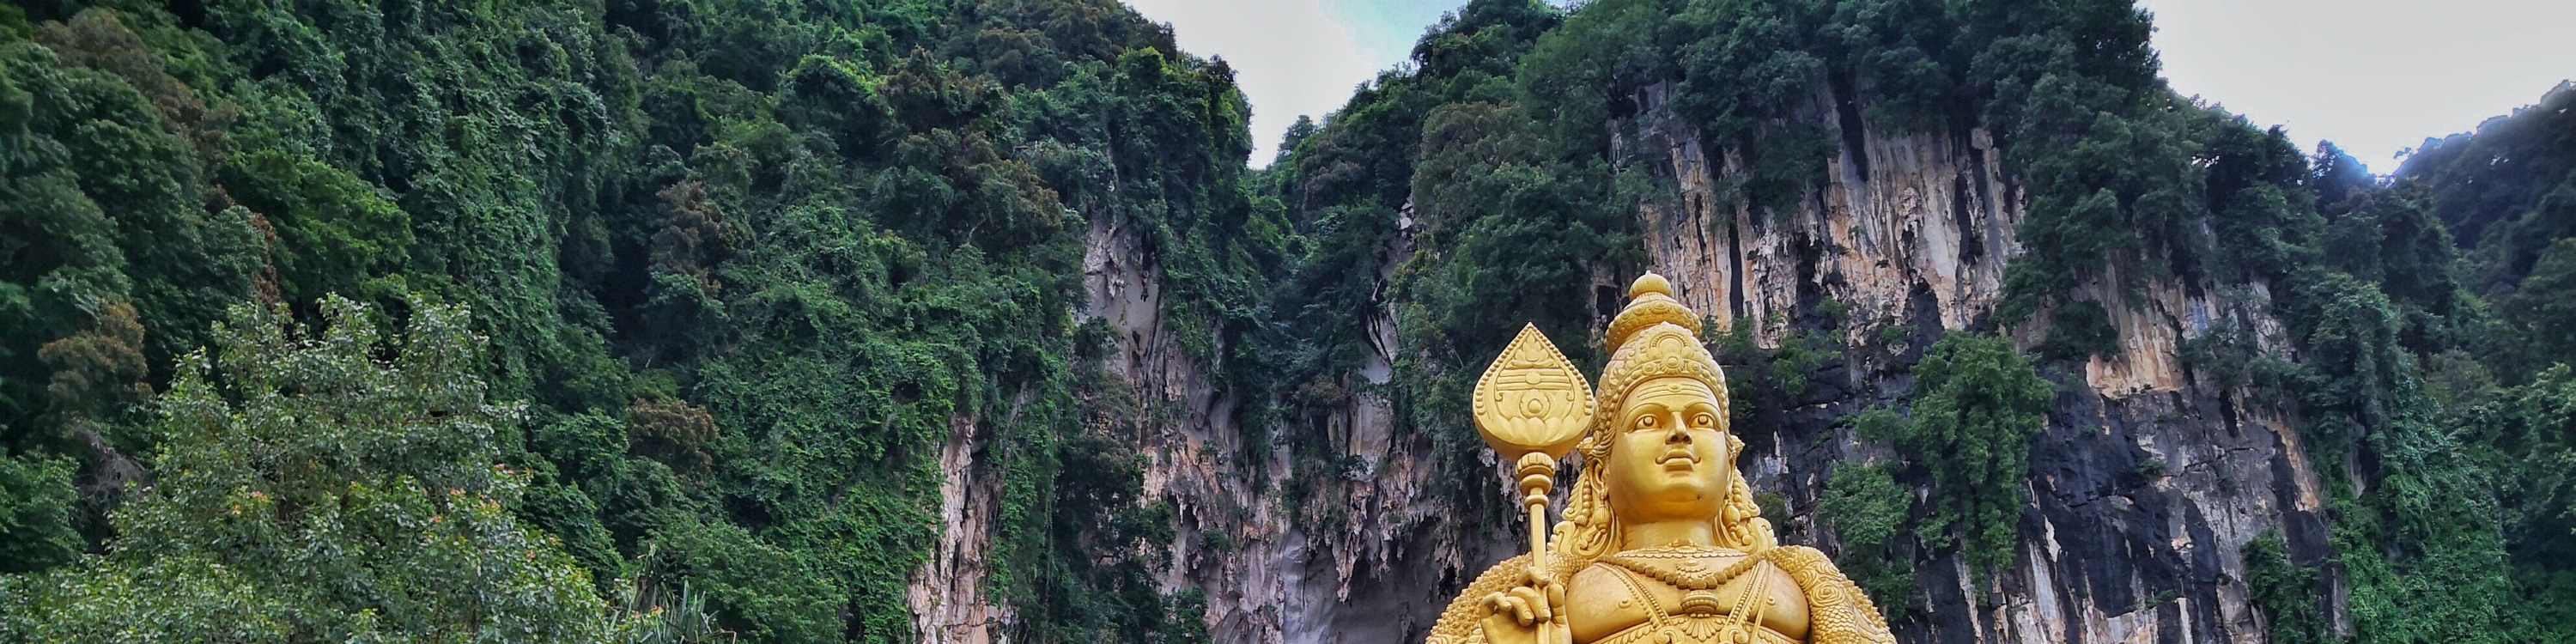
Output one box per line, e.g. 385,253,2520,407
1766,329,1841,399
1712,324,1843,422
2261,244,2529,642
2512,239,2576,367
2,295,642,641
2510,568,2576,644
643,519,839,642
1856,334,2054,581
1514,0,1673,157
2400,82,2576,292
2279,273,2413,465
1018,386,1199,644
0,1,1255,640
2243,533,2329,644
1820,462,1917,617
2333,412,2512,643
0,553,292,642
2037,301,2117,361
2321,83,2576,641
1,16,262,449
2458,367,2576,587
0,454,79,573
2133,457,2166,479
216,145,411,305
1273,0,1602,525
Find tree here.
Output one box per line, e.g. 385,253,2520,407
0,454,79,574
3,295,643,641
2515,239,2576,366
1820,462,1917,617
1857,333,2056,580
2243,533,2330,644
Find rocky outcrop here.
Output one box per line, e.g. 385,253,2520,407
1613,76,2331,644
1625,82,2022,349
908,415,1009,644
1069,208,1510,644
908,73,2330,644
899,167,1500,644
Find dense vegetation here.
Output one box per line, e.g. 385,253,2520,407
0,0,1255,641
1,0,2572,641
9,297,657,641
1850,335,2054,583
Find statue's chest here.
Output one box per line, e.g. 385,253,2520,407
1571,554,1809,644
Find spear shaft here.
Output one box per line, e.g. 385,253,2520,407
1515,452,1555,574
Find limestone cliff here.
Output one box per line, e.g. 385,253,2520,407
1544,70,2324,639
1069,202,1515,644
1611,76,2330,644
909,76,2331,644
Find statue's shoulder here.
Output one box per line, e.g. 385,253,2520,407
1756,546,1899,644
1753,545,1844,576
1769,544,1826,559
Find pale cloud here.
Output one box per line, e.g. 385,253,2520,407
2139,0,2576,173
1122,0,1397,166
1133,1,2576,174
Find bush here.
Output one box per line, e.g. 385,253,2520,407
1856,333,2054,581
3,296,645,641
1820,462,1917,617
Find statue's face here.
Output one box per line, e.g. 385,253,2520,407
1604,376,1728,524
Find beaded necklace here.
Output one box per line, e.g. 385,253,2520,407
1600,546,1765,591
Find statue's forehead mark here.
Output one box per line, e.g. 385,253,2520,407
1640,380,1707,398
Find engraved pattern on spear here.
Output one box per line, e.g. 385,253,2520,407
1471,323,1595,627
1474,325,1595,458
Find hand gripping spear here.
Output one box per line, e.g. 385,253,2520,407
1471,324,1596,636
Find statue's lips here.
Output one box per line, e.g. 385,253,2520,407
1658,447,1698,469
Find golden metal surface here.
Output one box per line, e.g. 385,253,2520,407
1429,273,1896,644
1472,324,1595,462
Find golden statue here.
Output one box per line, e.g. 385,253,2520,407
1430,274,1895,644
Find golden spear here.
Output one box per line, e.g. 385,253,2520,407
1469,324,1595,599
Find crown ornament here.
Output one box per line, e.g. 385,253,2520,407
1589,273,1728,447
1602,273,1702,352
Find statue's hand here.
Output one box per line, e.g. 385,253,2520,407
1479,568,1570,644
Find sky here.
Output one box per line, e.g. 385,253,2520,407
2137,0,2576,173
1125,0,2576,173
1119,0,1464,165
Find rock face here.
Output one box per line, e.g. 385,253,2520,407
1625,80,2023,347
907,77,2331,644
903,159,1510,644
1612,77,2330,644
908,415,1008,644
1072,206,1516,644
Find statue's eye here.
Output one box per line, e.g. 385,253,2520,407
1693,413,1716,428
1635,415,1659,430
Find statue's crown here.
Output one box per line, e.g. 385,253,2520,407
1590,273,1727,440
1604,273,1704,352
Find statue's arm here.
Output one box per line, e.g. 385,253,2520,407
1766,546,1898,644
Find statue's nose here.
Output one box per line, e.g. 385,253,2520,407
1664,417,1692,443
